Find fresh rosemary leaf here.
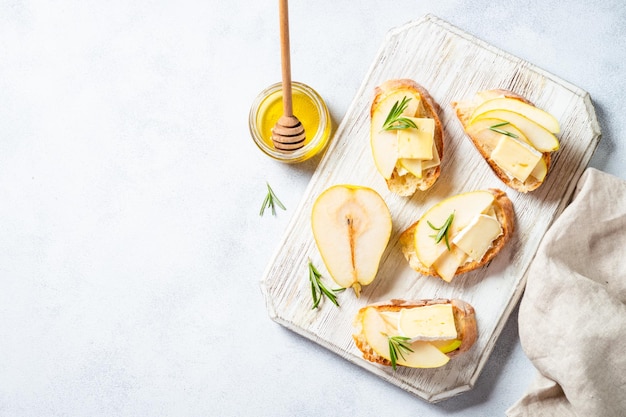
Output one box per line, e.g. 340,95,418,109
490,121,510,128
382,97,404,128
387,335,413,370
489,122,519,138
259,193,270,216
310,268,320,309
259,182,286,216
385,118,419,131
308,261,344,309
381,96,418,131
427,212,455,250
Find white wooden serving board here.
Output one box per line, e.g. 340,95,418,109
260,14,601,403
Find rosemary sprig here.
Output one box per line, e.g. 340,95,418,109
489,121,519,139
259,182,286,216
427,212,455,251
381,96,418,131
387,335,413,370
308,261,345,309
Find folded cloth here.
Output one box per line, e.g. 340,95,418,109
507,168,626,417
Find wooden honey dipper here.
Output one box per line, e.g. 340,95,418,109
271,0,306,152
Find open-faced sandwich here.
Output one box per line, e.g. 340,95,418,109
399,189,514,282
452,90,560,193
370,79,444,197
353,298,477,369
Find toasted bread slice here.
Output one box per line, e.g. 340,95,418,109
371,79,444,197
353,298,477,367
451,89,552,193
399,188,514,279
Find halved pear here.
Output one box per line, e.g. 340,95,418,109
311,185,392,296
469,97,560,133
361,307,450,368
414,190,495,268
471,110,559,152
371,91,421,179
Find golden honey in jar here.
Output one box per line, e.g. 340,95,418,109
249,81,331,163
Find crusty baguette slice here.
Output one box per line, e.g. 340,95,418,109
451,89,551,193
371,79,444,197
353,298,477,367
399,188,515,279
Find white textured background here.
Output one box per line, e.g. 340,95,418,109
0,1,623,416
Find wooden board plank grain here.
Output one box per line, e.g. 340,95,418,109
260,14,601,402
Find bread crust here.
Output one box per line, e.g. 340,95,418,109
353,298,477,367
451,89,551,193
399,188,515,279
371,79,444,197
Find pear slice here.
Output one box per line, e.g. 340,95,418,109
398,158,423,178
414,190,495,268
430,339,462,353
379,311,400,329
311,185,392,296
465,117,528,152
471,110,559,152
469,97,560,133
361,307,450,368
530,157,548,181
464,117,548,182
370,91,421,179
432,245,468,282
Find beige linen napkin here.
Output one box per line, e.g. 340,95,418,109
507,168,626,417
